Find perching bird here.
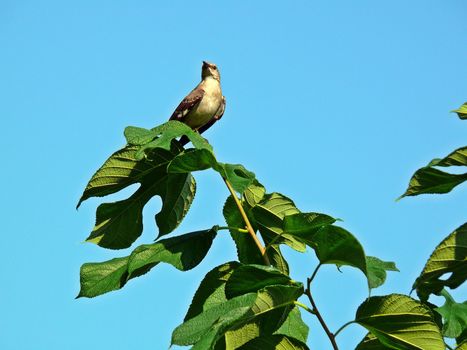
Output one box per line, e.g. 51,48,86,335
170,61,226,145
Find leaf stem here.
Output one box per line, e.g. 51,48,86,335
334,320,355,338
294,301,316,315
305,276,339,350
222,177,270,266
217,226,249,233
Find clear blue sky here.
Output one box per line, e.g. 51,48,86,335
1,1,466,349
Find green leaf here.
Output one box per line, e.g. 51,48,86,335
413,222,467,301
225,264,298,299
79,141,197,248
220,163,256,195
266,244,290,275
133,121,213,159
365,256,399,290
237,335,310,350
172,292,257,346
223,195,264,265
172,285,303,349
283,212,336,238
452,102,467,120
124,126,157,145
78,228,217,298
435,289,467,339
355,294,445,350
355,333,392,349
399,166,467,199
155,173,196,237
253,193,306,252
243,182,266,207
127,227,217,275
77,145,178,208
310,225,367,274
184,262,240,321
274,306,309,343
78,256,132,298
168,148,218,173
428,146,467,167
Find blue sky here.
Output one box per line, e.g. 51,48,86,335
1,1,466,349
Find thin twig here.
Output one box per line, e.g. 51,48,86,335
222,177,270,265
305,276,339,350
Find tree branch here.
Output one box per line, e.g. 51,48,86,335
222,177,270,265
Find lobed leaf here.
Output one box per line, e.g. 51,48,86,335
132,121,213,159
413,222,467,301
155,173,196,237
78,228,217,298
355,294,445,350
78,141,197,249
435,289,467,339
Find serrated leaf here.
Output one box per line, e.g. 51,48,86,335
253,193,306,253
225,264,297,299
172,285,303,350
223,195,264,265
77,145,177,208
127,227,217,275
79,141,196,248
355,333,392,349
413,222,467,301
243,182,266,207
155,173,196,237
134,120,213,159
184,262,240,321
124,126,157,145
220,163,256,195
435,289,467,339
365,256,399,290
428,146,467,167
168,148,218,173
78,228,217,298
399,167,467,199
266,243,290,275
309,225,367,274
237,335,310,350
355,294,445,350
452,102,467,120
283,212,336,237
274,306,309,343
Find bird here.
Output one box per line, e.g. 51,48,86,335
170,61,226,145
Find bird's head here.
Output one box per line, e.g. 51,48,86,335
202,61,220,81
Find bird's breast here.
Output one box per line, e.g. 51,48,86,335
186,80,222,129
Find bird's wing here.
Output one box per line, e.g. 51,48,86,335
170,87,205,121
197,95,226,135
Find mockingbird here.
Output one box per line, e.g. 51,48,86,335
170,61,226,145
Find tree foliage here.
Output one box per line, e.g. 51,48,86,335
77,102,466,349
